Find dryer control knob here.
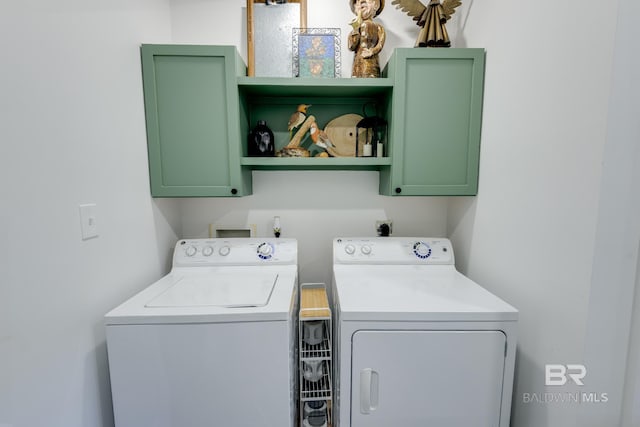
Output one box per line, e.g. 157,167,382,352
202,245,214,256
361,245,372,255
413,242,432,259
344,244,356,255
185,245,197,257
218,245,231,256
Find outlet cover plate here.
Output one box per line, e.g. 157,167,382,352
79,204,98,240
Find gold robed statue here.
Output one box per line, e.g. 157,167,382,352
348,0,386,78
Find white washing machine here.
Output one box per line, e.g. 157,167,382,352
105,238,298,427
331,237,518,427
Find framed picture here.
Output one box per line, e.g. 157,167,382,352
247,0,307,77
293,28,341,78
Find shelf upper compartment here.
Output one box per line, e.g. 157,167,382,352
237,77,393,97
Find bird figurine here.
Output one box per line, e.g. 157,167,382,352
287,104,311,138
391,0,462,47
309,122,335,152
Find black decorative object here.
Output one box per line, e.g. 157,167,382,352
248,120,275,156
355,103,387,157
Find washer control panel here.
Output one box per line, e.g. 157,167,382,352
173,238,297,267
334,237,454,265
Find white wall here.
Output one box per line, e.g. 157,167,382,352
169,0,422,77
448,1,640,427
583,0,640,423
180,171,448,284
623,239,640,426
0,2,181,427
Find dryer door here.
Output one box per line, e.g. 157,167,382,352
351,330,506,427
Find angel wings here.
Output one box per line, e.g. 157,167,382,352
391,0,462,47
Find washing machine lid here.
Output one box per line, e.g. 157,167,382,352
333,265,518,322
104,265,297,325
145,271,277,308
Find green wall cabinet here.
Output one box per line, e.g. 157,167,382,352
140,45,484,197
141,45,250,197
381,48,485,195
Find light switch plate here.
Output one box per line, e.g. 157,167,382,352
79,204,98,240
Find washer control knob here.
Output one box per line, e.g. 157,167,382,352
218,245,231,256
202,245,214,257
257,243,274,259
185,245,197,257
413,242,432,259
344,244,356,255
361,245,372,255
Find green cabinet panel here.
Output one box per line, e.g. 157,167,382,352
141,45,250,197
381,48,485,196
140,45,484,197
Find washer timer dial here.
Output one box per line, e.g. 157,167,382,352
257,242,274,260
413,242,432,259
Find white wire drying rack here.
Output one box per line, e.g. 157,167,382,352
299,283,333,427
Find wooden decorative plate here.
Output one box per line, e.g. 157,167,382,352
322,113,367,157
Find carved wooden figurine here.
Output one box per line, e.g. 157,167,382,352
392,0,462,47
348,0,386,78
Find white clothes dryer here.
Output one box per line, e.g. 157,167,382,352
105,238,298,427
331,237,518,427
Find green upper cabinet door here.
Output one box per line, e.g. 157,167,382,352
141,45,250,197
381,48,485,196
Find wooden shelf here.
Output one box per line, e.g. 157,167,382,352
241,156,391,170
238,76,393,97
300,285,330,319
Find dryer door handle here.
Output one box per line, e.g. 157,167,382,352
360,368,379,414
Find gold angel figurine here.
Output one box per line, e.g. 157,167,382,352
392,0,462,47
348,0,386,78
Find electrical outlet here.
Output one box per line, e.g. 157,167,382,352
376,220,393,236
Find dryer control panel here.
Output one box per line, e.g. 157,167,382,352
173,238,297,267
333,237,454,265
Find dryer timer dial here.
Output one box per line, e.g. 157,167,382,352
413,242,432,259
